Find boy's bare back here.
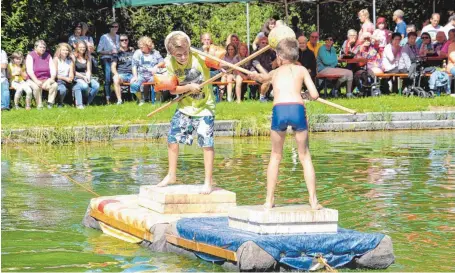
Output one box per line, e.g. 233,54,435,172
270,64,318,104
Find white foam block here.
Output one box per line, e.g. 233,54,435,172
228,205,338,234
139,185,236,204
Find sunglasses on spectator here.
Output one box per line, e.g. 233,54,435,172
120,39,128,42
326,38,333,41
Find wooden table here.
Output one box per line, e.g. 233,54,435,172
338,58,368,64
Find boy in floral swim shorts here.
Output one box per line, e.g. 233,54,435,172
156,31,216,194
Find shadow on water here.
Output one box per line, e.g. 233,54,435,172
2,130,455,272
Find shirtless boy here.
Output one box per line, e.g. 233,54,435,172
250,38,322,209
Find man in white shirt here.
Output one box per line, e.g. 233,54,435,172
1,49,10,110
422,13,443,42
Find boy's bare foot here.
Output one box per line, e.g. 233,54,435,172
156,174,176,187
309,196,323,210
263,197,275,209
200,182,212,194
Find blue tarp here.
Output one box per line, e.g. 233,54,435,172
176,217,385,270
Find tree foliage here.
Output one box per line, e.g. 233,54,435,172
1,0,453,54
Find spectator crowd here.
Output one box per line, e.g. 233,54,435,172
1,9,455,111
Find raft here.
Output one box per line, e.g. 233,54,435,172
83,195,395,271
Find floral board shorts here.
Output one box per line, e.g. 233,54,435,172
167,110,215,147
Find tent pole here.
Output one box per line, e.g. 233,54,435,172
433,0,435,13
113,6,116,21
246,2,250,54
317,2,320,33
285,0,289,24
372,0,376,26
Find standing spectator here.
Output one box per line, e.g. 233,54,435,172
97,21,120,104
297,36,316,78
112,34,134,105
68,23,83,49
53,43,74,107
73,41,100,109
373,17,392,55
1,49,10,111
251,36,276,102
444,15,455,37
26,40,58,109
434,31,448,57
130,36,164,106
441,29,455,57
340,29,358,57
353,33,382,75
226,34,240,49
291,16,304,38
252,18,276,50
221,43,241,102
400,32,419,71
422,13,443,42
419,32,435,56
358,9,375,39
317,34,354,97
8,52,32,110
393,9,407,39
80,22,95,49
307,31,323,58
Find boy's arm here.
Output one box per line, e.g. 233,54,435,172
249,69,274,83
300,66,319,100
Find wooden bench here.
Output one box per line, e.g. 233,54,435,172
315,74,342,97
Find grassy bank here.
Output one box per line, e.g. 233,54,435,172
2,95,455,130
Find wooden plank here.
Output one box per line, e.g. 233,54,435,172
166,234,238,262
90,209,154,242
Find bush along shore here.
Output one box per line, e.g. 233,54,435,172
2,96,455,144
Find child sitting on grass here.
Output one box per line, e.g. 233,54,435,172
156,31,216,194
250,38,323,209
8,52,32,110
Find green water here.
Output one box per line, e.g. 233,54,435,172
2,130,455,272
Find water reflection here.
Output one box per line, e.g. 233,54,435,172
2,130,455,272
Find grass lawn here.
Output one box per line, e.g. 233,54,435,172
2,95,455,130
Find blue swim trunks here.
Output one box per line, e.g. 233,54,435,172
271,103,308,132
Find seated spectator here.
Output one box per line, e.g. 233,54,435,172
444,15,455,37
8,52,32,110
434,31,448,57
340,29,358,57
382,33,405,73
26,40,58,109
317,34,354,97
221,43,242,103
441,29,455,57
199,33,220,101
373,17,392,55
68,23,83,49
393,9,407,38
73,41,100,109
252,18,276,50
53,43,74,107
297,35,316,78
97,21,120,104
358,9,375,39
307,31,323,58
447,41,455,77
251,36,276,102
400,32,419,71
291,16,304,38
400,24,417,46
131,36,164,106
238,43,257,99
419,32,436,56
353,33,383,75
1,49,9,111
422,13,443,42
112,34,134,105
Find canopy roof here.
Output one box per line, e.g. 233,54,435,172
114,0,252,7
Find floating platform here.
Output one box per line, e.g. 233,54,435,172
83,192,395,271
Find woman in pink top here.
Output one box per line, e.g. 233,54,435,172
25,40,58,109
441,29,455,57
373,17,392,56
221,43,242,103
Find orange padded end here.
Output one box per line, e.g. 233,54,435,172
154,74,178,91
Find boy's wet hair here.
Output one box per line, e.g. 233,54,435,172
167,33,190,54
276,38,299,62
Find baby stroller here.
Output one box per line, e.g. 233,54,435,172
354,70,381,97
402,57,435,98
